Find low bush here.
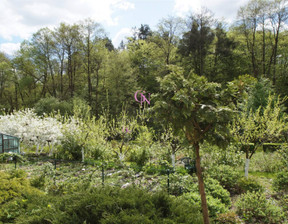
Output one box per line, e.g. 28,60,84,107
181,192,228,218
0,170,41,205
215,211,242,224
236,177,263,194
236,191,285,223
249,151,282,172
128,147,150,167
7,186,203,224
273,171,288,192
206,164,241,193
179,177,231,218
204,178,231,207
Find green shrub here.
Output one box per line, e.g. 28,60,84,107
59,136,83,160
202,143,244,168
249,151,282,172
181,192,228,218
12,186,203,224
128,147,150,167
0,170,43,223
34,97,73,116
204,178,231,207
278,145,288,169
215,211,242,224
206,164,241,193
236,177,263,194
236,191,285,223
0,170,33,204
273,171,288,192
160,173,197,196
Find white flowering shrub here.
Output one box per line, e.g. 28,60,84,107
0,109,63,154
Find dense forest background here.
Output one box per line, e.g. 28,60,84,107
0,0,288,118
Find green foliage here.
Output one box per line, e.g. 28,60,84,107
236,177,263,194
173,176,231,217
34,97,73,116
7,186,203,224
181,192,228,218
231,95,287,150
202,143,244,168
59,135,83,160
128,147,150,167
0,153,24,163
247,77,274,112
206,164,241,193
204,178,231,207
249,151,283,173
236,191,285,223
278,145,288,169
154,65,234,146
0,170,41,206
215,211,242,224
273,171,288,192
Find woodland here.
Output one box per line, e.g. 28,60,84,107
0,0,288,223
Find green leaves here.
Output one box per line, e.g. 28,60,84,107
153,65,234,145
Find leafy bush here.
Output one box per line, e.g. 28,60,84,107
9,186,203,224
236,177,263,194
273,171,288,192
204,178,231,207
128,147,150,167
278,145,288,169
181,192,228,218
249,151,282,172
0,170,43,223
34,97,73,116
178,177,231,218
215,211,242,224
236,191,285,223
206,164,241,193
0,170,31,204
59,135,83,160
201,143,244,168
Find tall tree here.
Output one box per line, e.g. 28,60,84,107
268,0,288,84
178,8,215,76
153,16,183,65
57,23,81,98
31,27,57,97
153,65,234,224
79,19,105,106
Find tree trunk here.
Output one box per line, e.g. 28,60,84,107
245,158,250,178
82,148,85,163
194,142,210,224
171,152,176,169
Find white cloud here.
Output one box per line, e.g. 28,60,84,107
173,0,249,23
112,27,133,47
0,43,21,56
0,0,135,41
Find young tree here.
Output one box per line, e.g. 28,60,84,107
231,94,287,177
153,65,234,224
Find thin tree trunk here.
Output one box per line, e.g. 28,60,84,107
194,142,210,224
245,158,250,178
171,152,176,169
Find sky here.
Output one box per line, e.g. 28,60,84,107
0,0,249,56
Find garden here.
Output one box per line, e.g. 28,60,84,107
0,74,288,224
1,0,288,222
